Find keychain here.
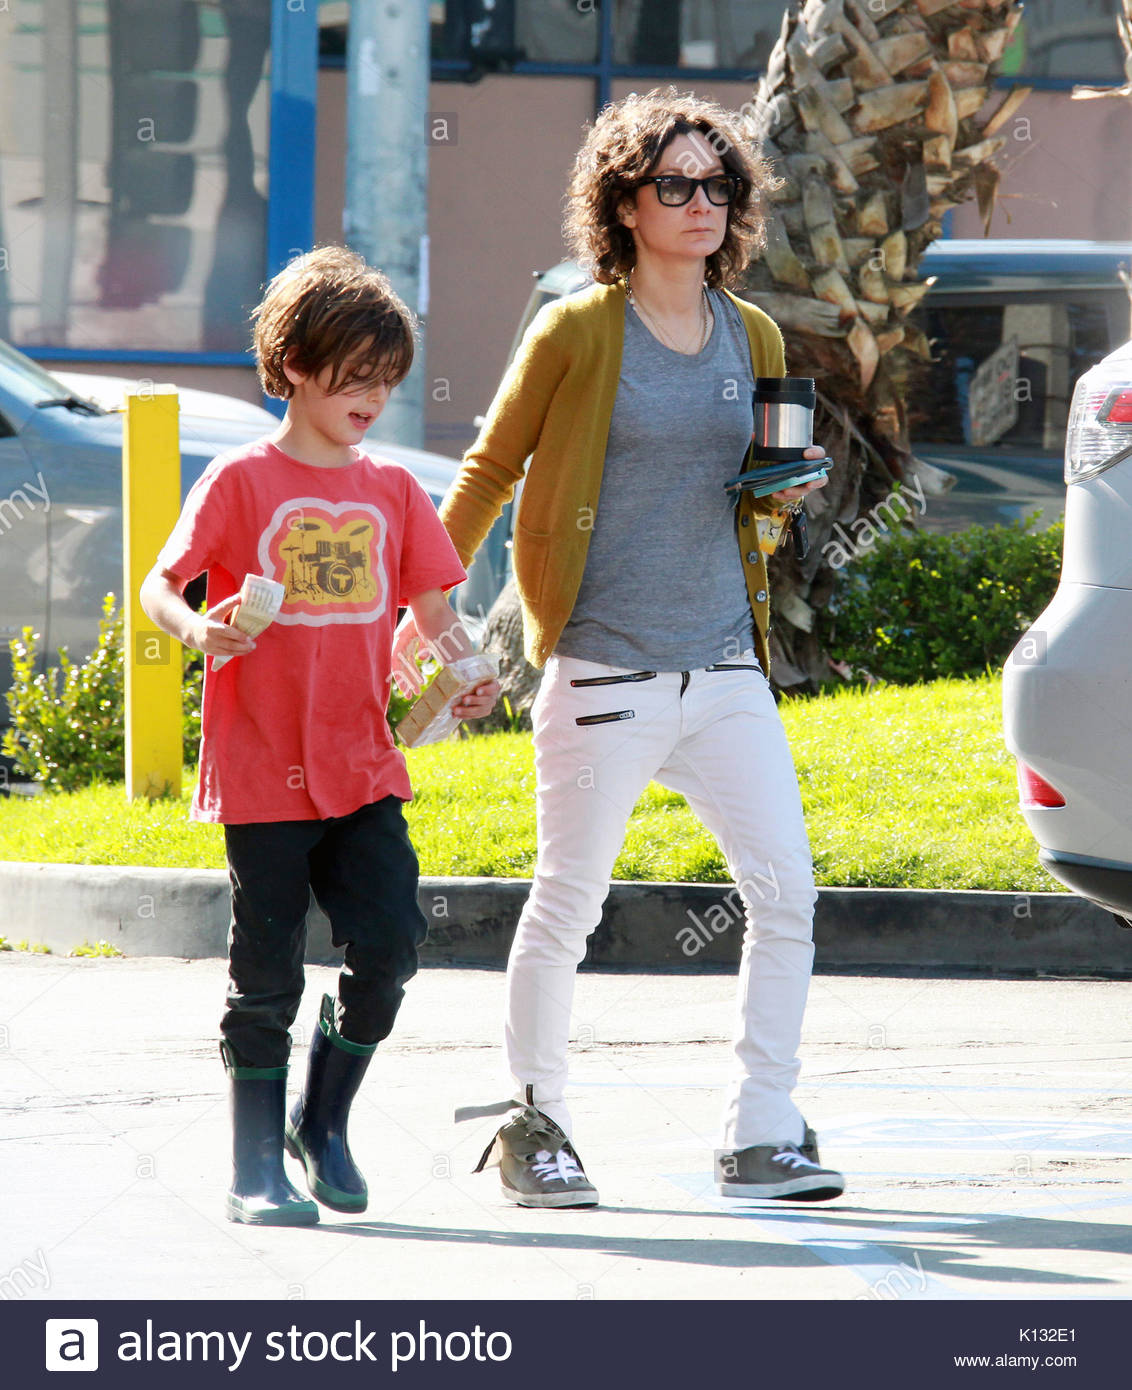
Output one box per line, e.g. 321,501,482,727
789,504,810,561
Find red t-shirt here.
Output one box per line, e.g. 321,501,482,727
158,439,466,824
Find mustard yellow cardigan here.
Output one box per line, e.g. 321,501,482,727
438,279,787,674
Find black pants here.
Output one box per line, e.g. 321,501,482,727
221,796,428,1069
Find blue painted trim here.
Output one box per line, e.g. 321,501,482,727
24,347,254,366
371,56,757,82
995,75,1113,91
429,57,601,76
269,0,318,279
347,56,1117,92
597,65,760,85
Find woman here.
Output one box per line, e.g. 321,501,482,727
397,88,844,1208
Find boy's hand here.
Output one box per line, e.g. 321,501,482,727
454,679,501,721
190,593,257,659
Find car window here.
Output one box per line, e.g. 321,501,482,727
909,294,1119,453
0,337,66,402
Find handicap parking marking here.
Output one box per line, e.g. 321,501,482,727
664,1172,975,1299
662,1109,1132,1299
815,1113,1132,1155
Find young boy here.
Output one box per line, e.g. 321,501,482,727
142,246,498,1226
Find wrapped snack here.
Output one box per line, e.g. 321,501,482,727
212,574,286,670
396,654,500,748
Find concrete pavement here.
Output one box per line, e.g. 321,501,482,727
1,952,1129,1302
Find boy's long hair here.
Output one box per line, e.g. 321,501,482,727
252,245,416,398
564,87,780,289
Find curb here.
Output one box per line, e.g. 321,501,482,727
3,862,1131,975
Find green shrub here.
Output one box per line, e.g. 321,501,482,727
818,516,1064,684
182,647,203,763
3,596,126,791
4,595,204,791
4,594,421,789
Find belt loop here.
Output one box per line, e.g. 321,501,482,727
679,671,690,697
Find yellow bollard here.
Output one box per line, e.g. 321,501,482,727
123,386,182,800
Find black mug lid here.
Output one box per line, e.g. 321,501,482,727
753,376,816,406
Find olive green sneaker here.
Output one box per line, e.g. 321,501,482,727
471,1090,598,1209
716,1125,844,1202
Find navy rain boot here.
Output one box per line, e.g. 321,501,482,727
284,994,376,1213
221,1043,319,1226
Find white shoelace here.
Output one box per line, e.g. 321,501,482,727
530,1148,584,1183
771,1148,820,1171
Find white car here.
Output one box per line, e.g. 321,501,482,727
1003,338,1132,925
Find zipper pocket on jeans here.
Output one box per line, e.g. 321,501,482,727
569,671,657,687
575,710,636,726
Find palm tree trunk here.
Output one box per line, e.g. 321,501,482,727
742,0,1028,688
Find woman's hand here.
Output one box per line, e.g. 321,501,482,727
769,444,831,504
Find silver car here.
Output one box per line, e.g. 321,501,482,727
1003,337,1132,924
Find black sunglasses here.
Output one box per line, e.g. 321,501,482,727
635,174,740,207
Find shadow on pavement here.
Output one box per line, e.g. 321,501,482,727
296,1203,1125,1287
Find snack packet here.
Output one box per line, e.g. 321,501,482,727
396,654,500,748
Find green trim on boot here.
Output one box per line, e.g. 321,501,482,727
282,1125,368,1212
219,1040,288,1081
317,993,379,1056
284,996,374,1212
220,1042,319,1226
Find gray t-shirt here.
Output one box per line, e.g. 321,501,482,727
556,289,755,671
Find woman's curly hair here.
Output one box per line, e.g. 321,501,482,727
564,87,780,289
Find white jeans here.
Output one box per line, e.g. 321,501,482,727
505,652,818,1151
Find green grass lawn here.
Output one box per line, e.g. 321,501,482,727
0,672,1055,891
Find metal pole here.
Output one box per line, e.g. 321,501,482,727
344,0,430,449
41,0,78,342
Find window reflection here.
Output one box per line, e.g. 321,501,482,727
0,0,269,353
350,0,1128,81
1002,0,1123,81
612,1,782,69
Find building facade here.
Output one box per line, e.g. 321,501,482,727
2,0,1130,458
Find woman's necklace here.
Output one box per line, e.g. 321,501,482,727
626,277,712,355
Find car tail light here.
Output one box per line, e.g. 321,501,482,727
1016,761,1066,808
1065,340,1132,483
1098,388,1132,423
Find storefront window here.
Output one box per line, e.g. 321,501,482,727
912,297,1116,452
613,1,780,70
0,0,270,354
1001,0,1124,81
325,0,1128,80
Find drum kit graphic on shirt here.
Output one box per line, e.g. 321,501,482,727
279,516,377,605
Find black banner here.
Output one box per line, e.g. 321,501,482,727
4,1299,1123,1387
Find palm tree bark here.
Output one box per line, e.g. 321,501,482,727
742,0,1028,688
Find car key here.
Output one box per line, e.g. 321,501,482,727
789,505,810,561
